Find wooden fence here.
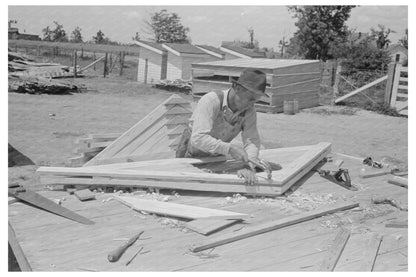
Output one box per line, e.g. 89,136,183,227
385,63,408,115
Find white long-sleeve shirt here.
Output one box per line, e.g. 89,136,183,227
187,89,260,159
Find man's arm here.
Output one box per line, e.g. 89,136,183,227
241,107,261,159
189,93,230,156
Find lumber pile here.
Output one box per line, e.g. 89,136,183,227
69,133,122,166
152,79,192,94
8,51,83,95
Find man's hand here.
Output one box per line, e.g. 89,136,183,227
237,168,257,185
229,144,248,163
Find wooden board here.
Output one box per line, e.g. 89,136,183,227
357,233,383,271
115,196,247,220
387,176,408,188
185,218,242,236
190,201,359,252
319,228,351,271
84,95,192,166
37,142,332,196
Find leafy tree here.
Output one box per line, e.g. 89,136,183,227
145,9,190,43
399,28,408,49
42,21,68,42
287,5,355,61
70,26,83,43
93,30,106,44
370,24,395,49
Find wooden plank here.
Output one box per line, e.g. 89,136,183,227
335,75,388,103
385,220,408,228
319,228,351,271
271,72,321,87
8,221,32,271
190,201,359,252
387,176,408,188
268,78,321,95
115,196,248,220
359,168,395,179
395,101,408,111
186,218,242,236
39,175,287,196
390,64,402,107
357,233,383,271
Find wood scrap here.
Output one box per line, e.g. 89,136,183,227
190,201,359,252
186,218,243,236
8,221,32,271
74,189,96,201
8,74,81,95
359,167,399,179
115,195,248,220
385,220,408,228
319,228,351,271
387,176,408,189
371,196,408,211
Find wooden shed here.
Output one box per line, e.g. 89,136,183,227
162,43,222,81
192,58,322,113
135,40,168,84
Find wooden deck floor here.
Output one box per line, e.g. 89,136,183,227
8,153,408,271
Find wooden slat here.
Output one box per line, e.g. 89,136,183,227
319,228,351,271
335,75,388,103
390,64,402,107
385,220,408,228
8,222,32,271
400,67,408,73
395,101,408,111
115,196,248,220
186,218,242,236
357,233,383,271
190,201,359,252
399,77,408,82
396,92,408,97
387,176,408,188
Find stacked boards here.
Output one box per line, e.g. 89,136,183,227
38,142,331,196
191,58,321,113
84,95,192,166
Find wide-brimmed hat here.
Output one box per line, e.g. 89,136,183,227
234,68,267,97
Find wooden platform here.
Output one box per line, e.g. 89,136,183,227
8,153,408,271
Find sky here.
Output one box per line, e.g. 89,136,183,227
8,5,408,49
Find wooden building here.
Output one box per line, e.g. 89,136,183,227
134,41,223,83
191,58,322,113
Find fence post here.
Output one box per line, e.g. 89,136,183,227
93,52,96,70
144,58,148,84
103,52,108,77
73,50,78,79
332,63,341,96
15,44,18,52
109,53,113,72
119,51,124,76
81,48,84,59
37,46,40,56
384,63,396,106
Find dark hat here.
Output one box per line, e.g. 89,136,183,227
235,68,267,97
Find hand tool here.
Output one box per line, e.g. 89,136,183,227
248,158,272,179
8,182,94,225
315,168,357,191
362,157,383,168
125,246,143,266
108,231,144,262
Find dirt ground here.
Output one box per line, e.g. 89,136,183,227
8,75,408,192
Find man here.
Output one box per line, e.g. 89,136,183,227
176,68,268,185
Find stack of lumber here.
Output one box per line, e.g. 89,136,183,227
153,79,192,94
69,133,122,166
8,52,82,79
8,74,82,95
8,51,83,94
191,59,322,113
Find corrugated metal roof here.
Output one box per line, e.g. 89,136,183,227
196,45,226,56
221,45,265,58
193,58,319,69
164,43,207,54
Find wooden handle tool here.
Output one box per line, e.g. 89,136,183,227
108,231,144,262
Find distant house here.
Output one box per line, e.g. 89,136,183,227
134,41,223,83
219,44,266,59
387,44,408,64
8,28,40,41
